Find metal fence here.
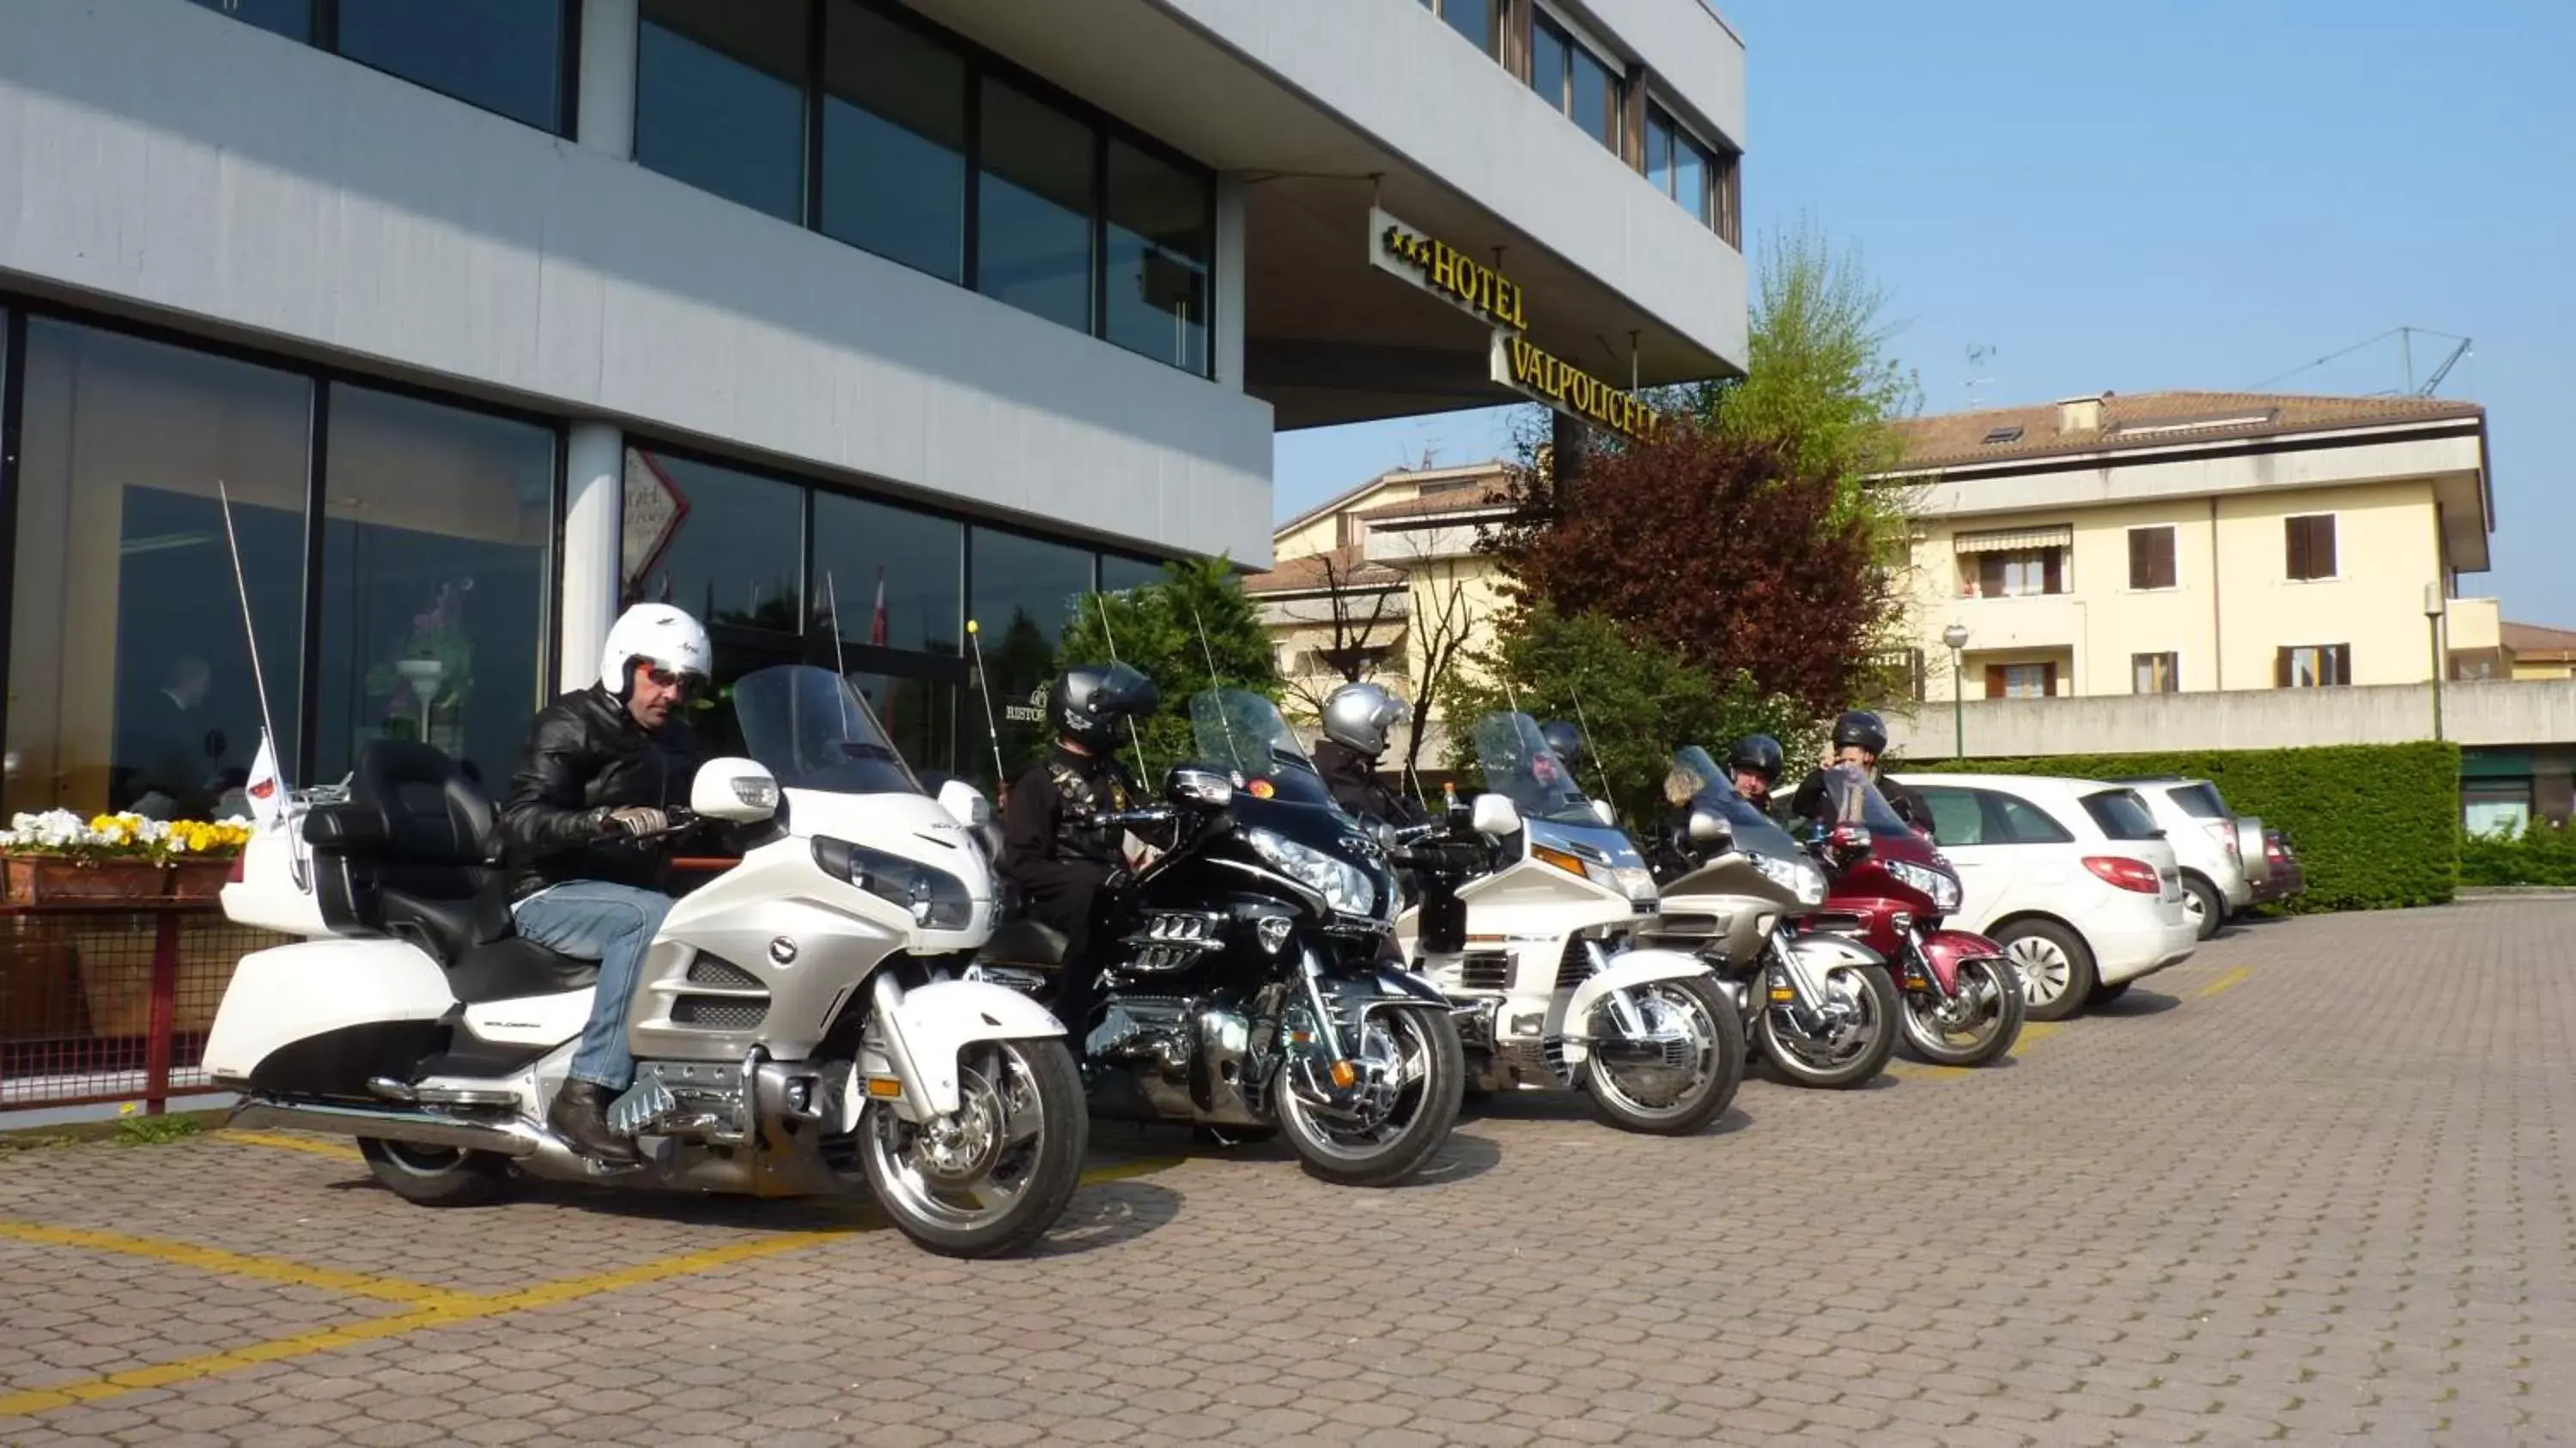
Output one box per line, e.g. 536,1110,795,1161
0,902,287,1116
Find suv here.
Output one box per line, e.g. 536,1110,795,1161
2109,776,2264,940
1890,773,2199,1020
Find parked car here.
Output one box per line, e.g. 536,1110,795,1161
2251,827,2307,907
1890,774,2199,1020
2108,776,2263,940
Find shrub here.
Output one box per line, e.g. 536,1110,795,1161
1906,741,2459,914
2459,819,2576,887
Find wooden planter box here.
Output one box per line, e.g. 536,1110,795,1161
167,861,232,901
3,857,168,904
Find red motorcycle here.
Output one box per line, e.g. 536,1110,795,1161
1801,767,2025,1068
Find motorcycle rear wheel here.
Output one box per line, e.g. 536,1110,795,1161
1275,1005,1465,1187
1898,958,2025,1068
860,1037,1087,1258
1759,963,1898,1090
1583,976,1745,1135
358,1137,510,1208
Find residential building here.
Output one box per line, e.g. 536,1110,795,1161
0,0,1746,812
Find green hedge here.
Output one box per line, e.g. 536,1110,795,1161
1906,741,2460,914
2460,820,2576,887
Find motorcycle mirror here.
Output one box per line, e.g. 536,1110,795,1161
935,777,993,831
1468,793,1522,837
1165,766,1235,809
1686,809,1730,845
1587,798,1616,827
691,758,781,823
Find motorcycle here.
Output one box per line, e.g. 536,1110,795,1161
1799,765,2025,1068
975,688,1466,1188
1639,749,1898,1089
1392,713,1743,1135
204,664,1087,1259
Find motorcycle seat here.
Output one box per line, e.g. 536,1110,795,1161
978,918,1070,970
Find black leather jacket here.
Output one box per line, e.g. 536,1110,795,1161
500,684,699,901
1312,739,1425,827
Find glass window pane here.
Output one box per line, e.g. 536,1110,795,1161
335,0,565,132
636,0,810,223
1646,109,1676,198
7,320,311,818
969,529,1094,790
186,0,313,43
820,1,967,282
1103,140,1211,374
849,672,957,778
1441,0,1492,52
1571,46,1618,150
811,491,962,655
624,449,804,632
313,386,555,797
1099,555,1166,595
1674,134,1708,223
977,79,1096,334
1529,21,1570,110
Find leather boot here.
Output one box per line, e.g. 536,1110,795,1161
548,1080,639,1165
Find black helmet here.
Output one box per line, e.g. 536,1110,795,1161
1048,663,1158,750
1540,721,1585,765
1832,710,1888,757
1726,733,1785,784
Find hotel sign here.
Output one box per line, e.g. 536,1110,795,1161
1366,206,1662,446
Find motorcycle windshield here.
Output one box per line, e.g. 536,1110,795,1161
1188,689,1336,809
1471,711,1597,825
1820,762,1914,839
1673,746,1803,861
730,665,924,796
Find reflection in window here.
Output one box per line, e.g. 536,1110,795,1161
978,79,1097,333
313,386,555,795
1647,104,1715,227
637,0,811,223
335,0,568,132
811,492,962,654
1103,140,1211,374
624,451,805,632
1099,554,1168,595
1529,15,1620,152
185,0,313,43
820,1,969,283
970,529,1095,788
1425,0,1492,53
6,321,311,817
850,673,958,779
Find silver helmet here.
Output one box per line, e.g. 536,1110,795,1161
1321,681,1411,758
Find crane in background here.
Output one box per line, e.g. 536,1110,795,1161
2254,325,2474,398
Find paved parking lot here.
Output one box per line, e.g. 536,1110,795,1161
1,900,2571,1446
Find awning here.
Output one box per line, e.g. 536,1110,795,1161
1954,526,2073,555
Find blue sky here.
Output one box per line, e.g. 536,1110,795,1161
1273,1,2576,619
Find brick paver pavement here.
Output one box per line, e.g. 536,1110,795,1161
1,899,2571,1445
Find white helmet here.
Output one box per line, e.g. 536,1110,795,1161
598,603,712,696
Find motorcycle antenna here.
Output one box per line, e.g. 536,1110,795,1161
822,570,854,737
1567,691,1616,809
1091,592,1151,779
963,619,1008,788
216,481,308,885
1185,599,1222,684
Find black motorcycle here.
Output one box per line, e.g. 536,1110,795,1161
975,689,1466,1188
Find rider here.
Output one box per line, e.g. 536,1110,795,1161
1724,734,1786,817
999,664,1158,1039
1312,682,1425,826
1788,709,1929,832
501,603,708,1165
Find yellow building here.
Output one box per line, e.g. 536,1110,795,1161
1883,391,2494,703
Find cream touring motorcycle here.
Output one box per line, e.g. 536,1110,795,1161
204,665,1086,1258
1390,713,1744,1135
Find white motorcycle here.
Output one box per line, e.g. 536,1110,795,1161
203,664,1086,1258
1391,712,1743,1135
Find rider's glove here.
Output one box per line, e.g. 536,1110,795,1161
601,806,670,837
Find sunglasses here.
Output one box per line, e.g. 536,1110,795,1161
641,666,707,695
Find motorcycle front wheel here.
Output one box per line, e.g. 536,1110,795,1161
1759,962,1899,1090
859,1037,1087,1258
1582,976,1746,1135
1899,958,2026,1068
1274,1004,1465,1188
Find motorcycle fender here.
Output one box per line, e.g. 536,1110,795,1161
1914,929,2003,995
203,940,452,1086
1777,931,1883,1005
1349,967,1455,1013
1563,949,1714,1045
882,978,1068,1117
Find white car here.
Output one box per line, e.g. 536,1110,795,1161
1890,773,2199,1020
2107,776,2261,940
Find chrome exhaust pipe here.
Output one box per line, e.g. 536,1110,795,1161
230,1099,540,1158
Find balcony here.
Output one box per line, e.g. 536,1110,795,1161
1939,593,2087,654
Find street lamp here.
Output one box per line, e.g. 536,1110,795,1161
2424,582,2445,742
1942,623,1970,759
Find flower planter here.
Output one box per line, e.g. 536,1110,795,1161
3,856,168,904
167,860,232,901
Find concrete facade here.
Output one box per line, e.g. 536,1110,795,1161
1886,677,2576,758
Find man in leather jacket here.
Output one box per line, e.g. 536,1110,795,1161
1788,709,1929,831
1312,681,1425,826
501,604,708,1164
999,664,1157,1043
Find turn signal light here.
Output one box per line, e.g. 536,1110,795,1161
1327,1060,1358,1090
866,1077,905,1098
2083,855,2161,894
1533,845,1589,879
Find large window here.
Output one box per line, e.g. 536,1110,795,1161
1968,548,2066,599
2129,526,2178,590
812,494,961,656
2132,652,2180,695
2285,514,2338,581
2277,644,2352,688
636,0,811,225
313,386,556,795
624,450,805,632
1104,140,1213,374
1529,13,1622,153
978,79,1097,335
971,529,1096,788
820,2,969,283
191,0,570,133
1100,555,1169,595
1985,662,2057,699
1419,0,1495,54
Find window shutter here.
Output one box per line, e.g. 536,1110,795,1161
2129,531,2149,589
2286,519,2307,580
2316,518,2336,579
2329,644,2351,685
2041,661,2058,696
2043,549,2065,594
1984,665,2006,699
2275,648,2292,687
1979,556,2004,598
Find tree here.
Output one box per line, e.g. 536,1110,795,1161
1441,606,1820,826
1399,558,1479,793
1278,552,1406,722
1054,556,1282,784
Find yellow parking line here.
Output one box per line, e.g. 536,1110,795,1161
1885,1020,2063,1080
0,1156,1182,1419
2197,966,2253,998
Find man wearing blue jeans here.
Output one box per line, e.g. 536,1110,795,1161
500,604,708,1164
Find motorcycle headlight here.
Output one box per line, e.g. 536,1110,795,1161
813,837,975,931
1244,827,1376,918
1885,859,1962,915
1753,853,1828,906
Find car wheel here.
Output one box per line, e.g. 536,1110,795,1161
1993,919,2097,1022
2180,874,2224,941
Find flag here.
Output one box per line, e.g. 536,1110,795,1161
869,567,889,648
245,733,285,833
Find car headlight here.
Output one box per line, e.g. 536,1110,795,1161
813,837,975,931
1885,859,1962,915
1753,853,1828,906
1245,826,1376,918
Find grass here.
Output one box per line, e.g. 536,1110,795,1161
0,1108,228,1154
